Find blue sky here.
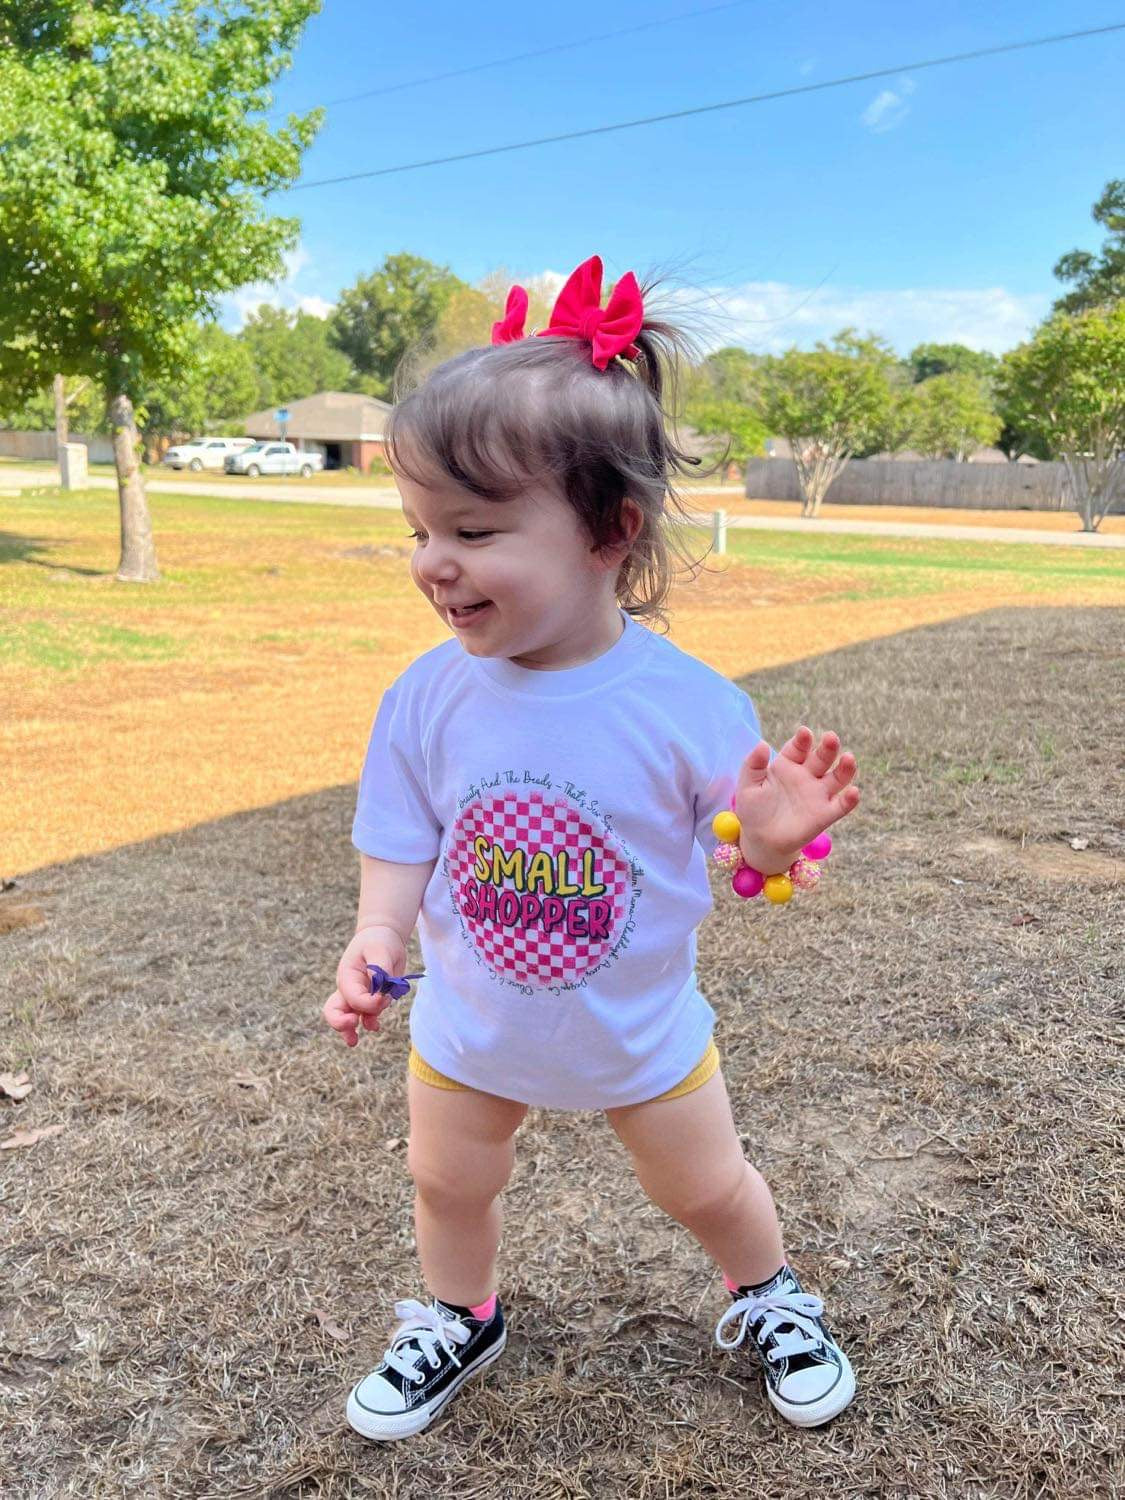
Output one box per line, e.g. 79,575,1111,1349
224,0,1125,357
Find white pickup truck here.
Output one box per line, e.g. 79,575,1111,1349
163,436,254,471
223,441,325,478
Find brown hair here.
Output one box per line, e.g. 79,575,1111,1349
385,280,719,634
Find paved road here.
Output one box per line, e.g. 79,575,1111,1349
0,465,396,509
3,465,1123,549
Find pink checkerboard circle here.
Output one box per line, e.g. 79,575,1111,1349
449,791,630,986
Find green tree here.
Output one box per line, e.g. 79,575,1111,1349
998,305,1125,531
239,305,353,410
140,323,260,451
430,283,506,362
686,346,764,406
908,372,1003,460
679,347,770,478
682,400,768,479
0,1,321,582
908,342,1000,387
330,253,469,399
2,376,107,437
756,330,900,516
1053,179,1125,315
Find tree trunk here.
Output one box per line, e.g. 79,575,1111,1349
1062,452,1100,532
109,391,159,582
53,374,68,459
794,441,848,517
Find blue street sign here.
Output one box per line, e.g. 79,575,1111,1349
275,407,290,423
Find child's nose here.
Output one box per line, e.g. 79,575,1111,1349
415,543,460,586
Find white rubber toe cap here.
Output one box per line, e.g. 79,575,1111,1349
770,1353,856,1428
350,1369,408,1418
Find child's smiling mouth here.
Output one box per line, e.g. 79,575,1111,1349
446,600,493,625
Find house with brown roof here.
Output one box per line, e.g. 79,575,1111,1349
243,391,392,471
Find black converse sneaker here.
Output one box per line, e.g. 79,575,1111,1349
346,1296,506,1441
714,1266,855,1427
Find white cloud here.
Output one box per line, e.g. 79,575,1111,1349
295,294,334,319
219,245,335,327
861,77,916,132
678,280,1051,357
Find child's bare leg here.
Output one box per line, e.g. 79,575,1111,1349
605,1066,856,1429
407,1072,528,1307
605,1068,784,1286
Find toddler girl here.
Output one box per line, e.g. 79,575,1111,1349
323,255,861,1441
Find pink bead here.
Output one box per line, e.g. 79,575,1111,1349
802,832,832,861
729,793,737,811
713,841,744,870
732,865,764,899
790,856,822,891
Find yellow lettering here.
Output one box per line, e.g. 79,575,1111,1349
491,845,524,886
580,848,606,897
555,850,581,896
470,836,605,896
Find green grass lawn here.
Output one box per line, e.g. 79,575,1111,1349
718,525,1125,598
6,481,1123,880
3,487,1122,678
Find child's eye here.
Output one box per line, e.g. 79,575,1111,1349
404,530,493,542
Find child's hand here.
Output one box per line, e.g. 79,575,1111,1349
323,926,408,1048
735,726,860,874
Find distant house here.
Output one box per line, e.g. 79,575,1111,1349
242,391,392,471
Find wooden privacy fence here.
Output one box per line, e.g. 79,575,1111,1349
744,457,1069,511
0,429,116,464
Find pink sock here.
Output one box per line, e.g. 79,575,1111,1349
723,1265,786,1295
469,1293,497,1320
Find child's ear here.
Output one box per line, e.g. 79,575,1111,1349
620,496,644,546
594,496,644,565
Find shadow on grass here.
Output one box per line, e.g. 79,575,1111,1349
0,530,110,577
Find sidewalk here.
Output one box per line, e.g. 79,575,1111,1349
4,465,1123,549
0,465,396,509
707,511,1125,548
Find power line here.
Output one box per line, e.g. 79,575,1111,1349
287,23,1125,192
305,0,759,110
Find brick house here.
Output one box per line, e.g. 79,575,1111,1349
243,391,392,471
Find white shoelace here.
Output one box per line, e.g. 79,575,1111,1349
714,1289,827,1363
384,1299,472,1383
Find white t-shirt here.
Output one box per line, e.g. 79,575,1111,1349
351,607,771,1109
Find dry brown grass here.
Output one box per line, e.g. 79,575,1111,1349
2,605,1123,1498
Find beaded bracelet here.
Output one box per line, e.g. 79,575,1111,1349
711,799,832,904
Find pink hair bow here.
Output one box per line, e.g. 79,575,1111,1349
489,254,643,369
490,285,528,345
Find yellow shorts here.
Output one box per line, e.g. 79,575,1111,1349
408,1037,720,1104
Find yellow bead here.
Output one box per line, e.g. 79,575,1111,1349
712,811,741,843
763,874,793,905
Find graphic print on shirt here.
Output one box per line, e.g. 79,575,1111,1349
445,774,641,992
